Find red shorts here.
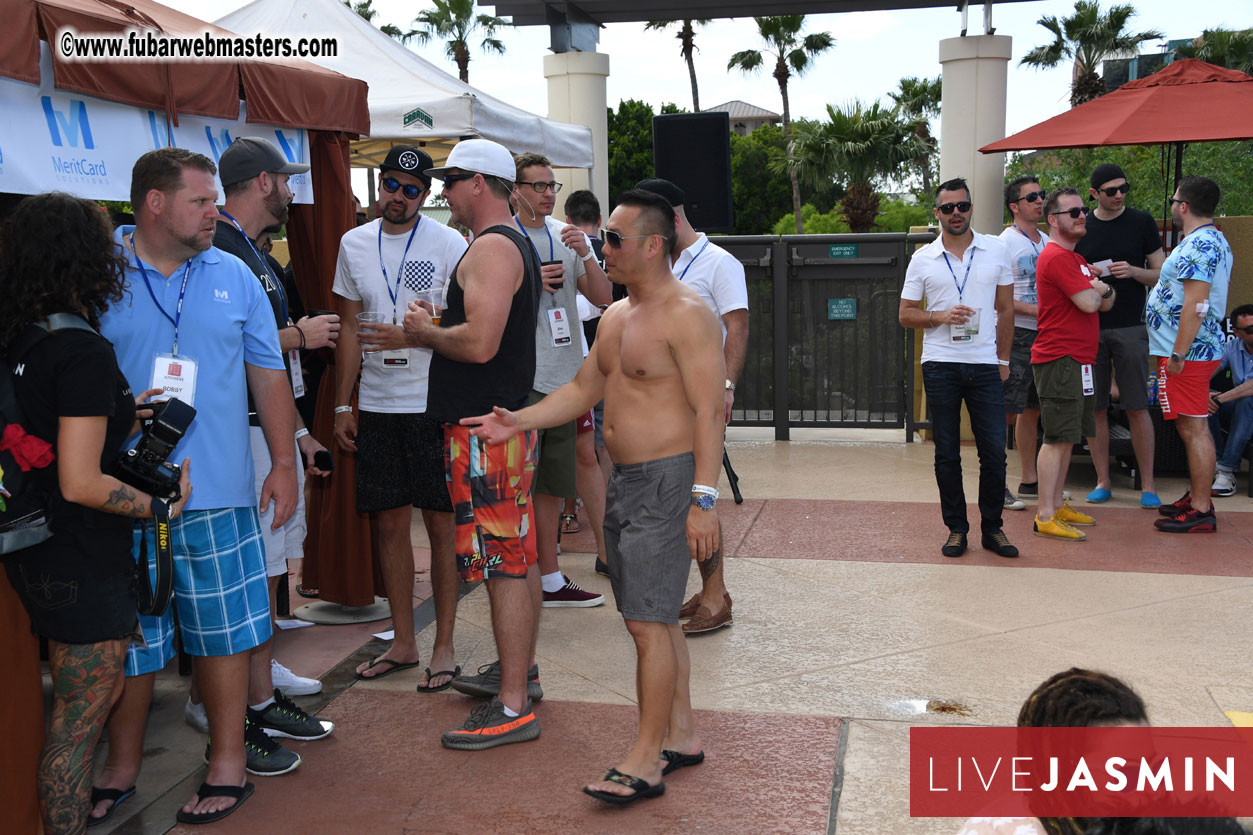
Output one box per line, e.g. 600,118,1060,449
575,409,594,435
443,424,538,582
1156,357,1221,419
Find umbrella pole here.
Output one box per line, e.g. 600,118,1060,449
367,167,377,220
1170,140,1184,248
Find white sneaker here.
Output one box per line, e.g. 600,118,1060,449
184,697,209,734
271,659,322,696
1212,470,1237,497
1003,486,1027,511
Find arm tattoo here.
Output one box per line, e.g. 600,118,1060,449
699,546,722,579
102,485,147,517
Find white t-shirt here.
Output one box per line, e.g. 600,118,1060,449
901,231,1014,365
332,217,467,413
997,225,1050,331
670,233,748,346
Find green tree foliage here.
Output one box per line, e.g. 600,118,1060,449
1174,27,1253,76
606,100,685,206
1020,1,1163,106
343,0,405,38
391,0,511,83
728,16,835,234
888,75,941,196
772,199,932,235
729,123,835,235
644,19,712,112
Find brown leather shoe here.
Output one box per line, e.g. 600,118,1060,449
679,592,731,619
682,598,733,634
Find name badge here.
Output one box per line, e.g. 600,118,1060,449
547,307,572,348
1081,363,1095,396
380,349,409,368
950,308,981,343
288,349,305,399
150,353,198,407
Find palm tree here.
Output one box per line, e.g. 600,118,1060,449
888,75,941,196
1174,27,1253,76
786,101,929,233
1020,0,1163,106
644,19,712,112
343,0,404,39
729,16,835,234
396,0,511,83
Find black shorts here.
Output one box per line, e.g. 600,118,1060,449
355,411,453,513
4,532,138,644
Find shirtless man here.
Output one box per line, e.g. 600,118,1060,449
462,189,725,803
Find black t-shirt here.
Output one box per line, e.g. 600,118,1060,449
1074,207,1163,329
12,327,136,550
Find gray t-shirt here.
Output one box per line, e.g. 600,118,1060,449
517,215,586,393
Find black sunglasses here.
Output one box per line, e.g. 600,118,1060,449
1050,206,1091,219
1169,197,1187,206
381,176,424,200
937,201,972,215
517,180,563,194
441,172,478,188
600,228,656,248
1097,182,1131,197
1017,190,1046,203
1233,326,1253,335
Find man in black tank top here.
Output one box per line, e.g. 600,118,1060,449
403,139,545,750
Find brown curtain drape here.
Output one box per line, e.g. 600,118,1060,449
286,130,381,606
0,579,43,832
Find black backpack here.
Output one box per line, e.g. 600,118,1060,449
0,314,96,555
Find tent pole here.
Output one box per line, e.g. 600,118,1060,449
366,167,376,220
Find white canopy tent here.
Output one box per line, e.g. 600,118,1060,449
216,0,594,170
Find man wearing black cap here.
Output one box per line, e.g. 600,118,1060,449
331,145,468,689
1075,163,1165,507
635,177,745,633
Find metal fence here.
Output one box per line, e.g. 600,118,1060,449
717,232,936,440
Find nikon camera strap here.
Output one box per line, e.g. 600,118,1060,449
136,507,174,617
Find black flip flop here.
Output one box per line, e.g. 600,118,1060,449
582,768,666,805
660,749,705,776
355,657,422,680
87,785,136,828
174,782,254,825
295,584,319,599
416,665,461,693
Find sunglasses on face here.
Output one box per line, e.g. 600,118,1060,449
1097,183,1131,197
600,228,655,248
937,201,972,215
1234,326,1253,335
1050,206,1091,219
1017,190,1046,203
517,180,563,194
381,176,424,200
441,172,477,187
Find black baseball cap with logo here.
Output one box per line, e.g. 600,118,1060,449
218,136,310,187
381,145,434,186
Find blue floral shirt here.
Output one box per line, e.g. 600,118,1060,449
1145,226,1232,361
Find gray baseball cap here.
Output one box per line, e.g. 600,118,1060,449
219,136,310,187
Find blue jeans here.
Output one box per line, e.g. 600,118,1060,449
1209,396,1253,474
922,362,1007,534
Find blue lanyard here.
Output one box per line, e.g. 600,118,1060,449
678,237,711,281
942,248,975,302
1012,225,1041,256
219,212,289,323
378,217,420,320
514,216,554,261
130,232,192,356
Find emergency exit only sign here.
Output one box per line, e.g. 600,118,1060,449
828,298,857,320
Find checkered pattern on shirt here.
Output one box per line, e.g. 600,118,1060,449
402,260,436,293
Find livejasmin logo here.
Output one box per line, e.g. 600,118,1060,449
927,752,1235,793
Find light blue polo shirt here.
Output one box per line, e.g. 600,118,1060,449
101,226,284,510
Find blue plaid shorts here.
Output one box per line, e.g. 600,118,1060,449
124,507,272,677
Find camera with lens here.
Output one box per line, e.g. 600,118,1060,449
114,397,195,501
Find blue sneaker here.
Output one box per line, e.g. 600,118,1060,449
1140,491,1162,508
1085,487,1112,503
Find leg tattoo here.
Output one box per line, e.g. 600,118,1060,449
698,547,722,580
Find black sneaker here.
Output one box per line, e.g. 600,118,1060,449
451,660,543,701
441,698,539,751
941,531,967,558
1154,506,1217,533
981,529,1019,558
594,558,609,576
1017,481,1039,498
1159,491,1192,517
205,717,301,776
249,689,334,741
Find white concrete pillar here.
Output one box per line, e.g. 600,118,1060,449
938,35,1012,236
544,51,609,219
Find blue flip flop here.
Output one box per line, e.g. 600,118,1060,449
1086,487,1112,503
1140,492,1162,508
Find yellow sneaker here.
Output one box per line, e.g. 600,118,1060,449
1056,500,1095,526
1033,513,1086,541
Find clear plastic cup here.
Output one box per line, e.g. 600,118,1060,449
356,311,388,360
415,291,442,327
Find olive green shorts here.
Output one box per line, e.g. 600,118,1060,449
1032,356,1096,445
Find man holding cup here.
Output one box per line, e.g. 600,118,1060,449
331,146,468,689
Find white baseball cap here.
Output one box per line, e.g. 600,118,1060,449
425,138,516,182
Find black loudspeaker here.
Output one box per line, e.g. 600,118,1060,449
652,112,734,233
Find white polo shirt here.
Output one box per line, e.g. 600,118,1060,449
670,233,748,346
901,231,1013,365
332,218,467,413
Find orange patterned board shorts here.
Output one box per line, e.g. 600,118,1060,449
444,424,538,582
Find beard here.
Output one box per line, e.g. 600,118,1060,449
382,199,417,225
264,187,290,226
176,229,212,254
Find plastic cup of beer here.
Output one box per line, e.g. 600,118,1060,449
416,290,442,326
356,311,387,359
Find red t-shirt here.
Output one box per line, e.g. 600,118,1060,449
1032,242,1100,365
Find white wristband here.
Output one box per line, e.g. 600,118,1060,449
691,484,719,498
997,360,1010,367
334,405,353,415
581,250,595,262
294,428,310,440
